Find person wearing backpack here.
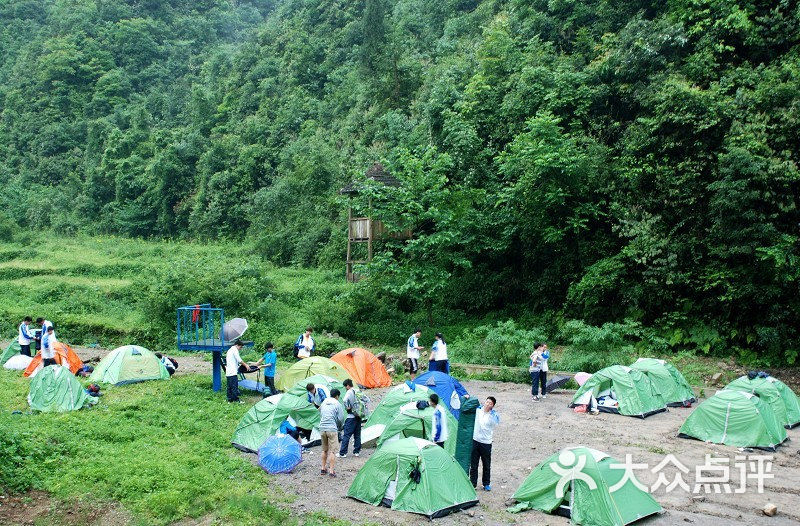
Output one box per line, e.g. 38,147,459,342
338,378,362,458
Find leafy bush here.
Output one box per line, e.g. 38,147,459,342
450,320,548,366
0,213,15,242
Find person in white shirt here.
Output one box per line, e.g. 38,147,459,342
471,396,500,491
41,326,57,367
406,329,423,379
18,316,34,357
35,317,53,353
226,339,247,403
294,327,315,359
430,393,449,447
429,333,449,374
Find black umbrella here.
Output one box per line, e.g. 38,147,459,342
545,375,572,394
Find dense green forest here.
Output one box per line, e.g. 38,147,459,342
0,0,798,363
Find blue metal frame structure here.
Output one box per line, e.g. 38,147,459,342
177,304,253,392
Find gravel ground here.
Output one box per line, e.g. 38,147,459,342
247,379,800,526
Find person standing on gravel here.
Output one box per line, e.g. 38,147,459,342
319,388,345,477
338,379,362,458
529,342,550,401
471,396,500,491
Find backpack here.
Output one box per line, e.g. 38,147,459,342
351,390,371,420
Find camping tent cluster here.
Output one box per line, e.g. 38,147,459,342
4,339,172,413
570,359,695,418
678,372,800,450
231,362,481,518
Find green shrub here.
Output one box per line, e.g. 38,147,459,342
450,320,549,366
0,213,15,242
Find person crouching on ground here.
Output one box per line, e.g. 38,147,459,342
429,393,449,447
338,379,361,458
155,353,177,376
226,339,247,403
41,325,56,367
319,388,344,477
18,316,34,357
471,396,500,491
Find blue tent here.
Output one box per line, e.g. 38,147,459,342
258,434,303,474
413,371,470,419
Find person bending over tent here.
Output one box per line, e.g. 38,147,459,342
430,393,449,448
294,328,315,359
41,326,57,367
155,353,178,376
18,316,34,357
471,396,500,491
306,382,330,407
319,388,345,477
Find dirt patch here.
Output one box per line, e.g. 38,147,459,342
241,379,800,526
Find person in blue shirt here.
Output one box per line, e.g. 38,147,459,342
18,316,34,357
280,419,301,444
255,342,278,395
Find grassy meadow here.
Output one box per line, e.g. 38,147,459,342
0,236,356,356
0,372,352,526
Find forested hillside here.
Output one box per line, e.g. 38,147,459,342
0,0,798,363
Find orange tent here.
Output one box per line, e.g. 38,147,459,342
24,342,83,377
331,347,392,388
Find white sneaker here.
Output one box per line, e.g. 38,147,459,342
354,452,360,457
542,394,547,399
336,453,347,458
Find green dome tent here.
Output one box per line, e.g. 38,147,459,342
1,341,21,365
90,345,170,385
348,437,478,518
276,356,351,391
725,374,800,428
629,358,695,407
509,447,662,526
28,365,97,412
362,382,433,444
679,389,787,451
377,401,458,456
570,365,667,418
231,393,321,452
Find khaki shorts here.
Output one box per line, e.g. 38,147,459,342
321,431,339,452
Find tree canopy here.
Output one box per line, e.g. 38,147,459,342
0,0,798,362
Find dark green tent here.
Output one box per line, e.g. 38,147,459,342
348,437,478,518
454,396,480,474
510,447,662,526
